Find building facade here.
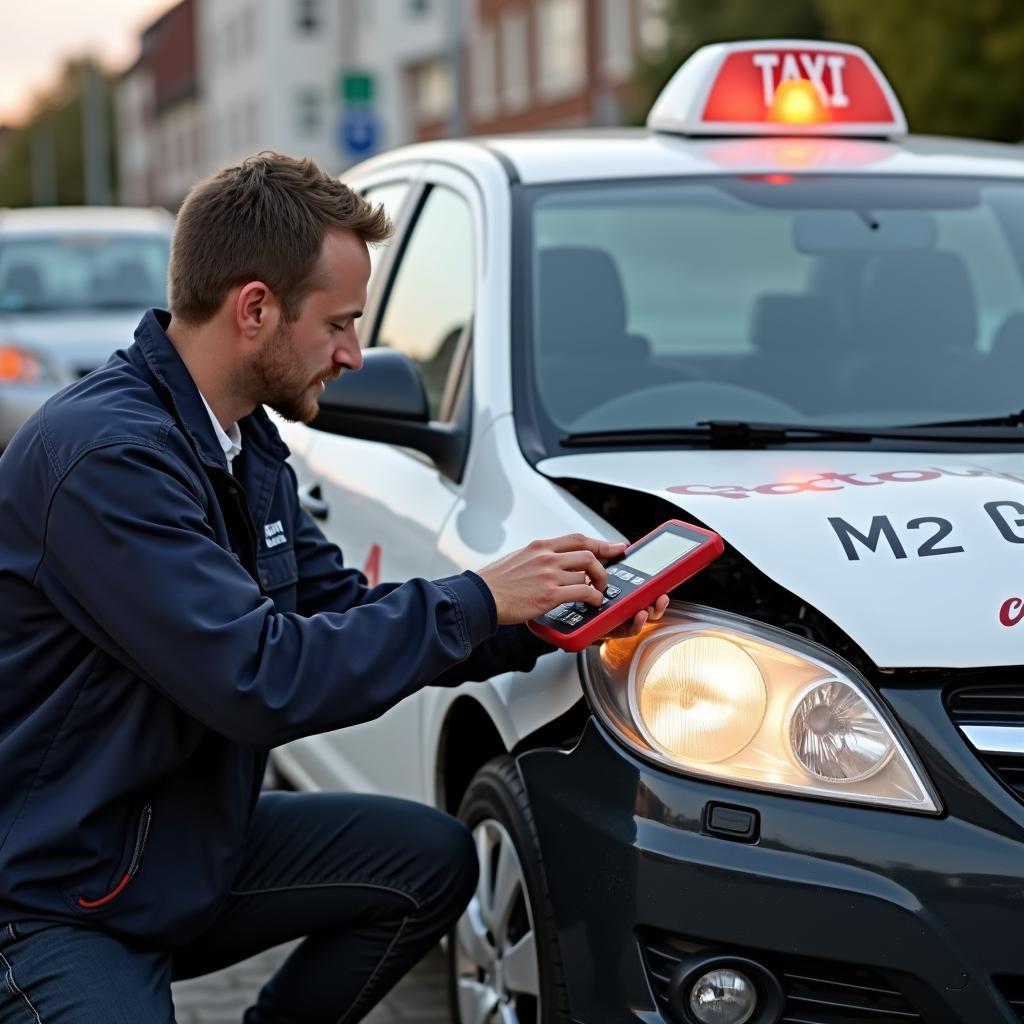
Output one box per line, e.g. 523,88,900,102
334,0,670,158
116,0,203,210
116,0,670,204
198,0,344,176
457,0,669,139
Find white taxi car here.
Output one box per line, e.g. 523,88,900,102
274,40,1024,1024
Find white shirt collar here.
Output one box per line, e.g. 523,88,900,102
197,391,243,471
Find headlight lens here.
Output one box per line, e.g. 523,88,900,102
634,636,766,763
787,679,894,783
584,604,940,812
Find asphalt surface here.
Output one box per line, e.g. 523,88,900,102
171,942,450,1023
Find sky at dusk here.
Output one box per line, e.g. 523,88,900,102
0,1,179,124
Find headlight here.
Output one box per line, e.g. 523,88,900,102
583,604,940,812
0,345,57,385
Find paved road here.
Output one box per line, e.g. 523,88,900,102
172,942,450,1023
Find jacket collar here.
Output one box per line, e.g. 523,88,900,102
131,309,290,471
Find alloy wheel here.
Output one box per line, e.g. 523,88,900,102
454,817,541,1024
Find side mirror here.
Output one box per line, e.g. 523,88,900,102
312,347,468,480
317,347,429,423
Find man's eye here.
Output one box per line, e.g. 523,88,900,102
331,322,347,332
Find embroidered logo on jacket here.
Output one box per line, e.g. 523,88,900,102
264,521,287,548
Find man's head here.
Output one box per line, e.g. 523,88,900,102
168,152,393,423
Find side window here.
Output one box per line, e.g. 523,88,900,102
362,181,411,295
374,186,474,420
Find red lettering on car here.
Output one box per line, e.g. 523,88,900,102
363,543,382,588
999,597,1024,627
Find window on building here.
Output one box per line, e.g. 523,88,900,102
296,88,322,134
206,113,219,161
537,0,586,100
470,21,498,121
225,13,238,63
601,0,631,79
375,187,475,421
500,6,529,112
638,0,669,54
296,0,321,33
204,25,219,68
241,4,258,54
247,97,261,146
411,60,454,124
177,124,188,174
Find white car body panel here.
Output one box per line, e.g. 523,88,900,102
537,449,1024,669
275,119,1024,806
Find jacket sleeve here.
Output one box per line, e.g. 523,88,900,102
35,442,504,748
287,463,556,685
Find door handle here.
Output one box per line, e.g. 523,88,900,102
299,483,330,521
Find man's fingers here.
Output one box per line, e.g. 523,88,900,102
629,610,649,633
545,533,627,560
562,583,605,607
555,551,608,594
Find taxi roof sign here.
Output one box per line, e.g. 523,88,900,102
647,40,908,138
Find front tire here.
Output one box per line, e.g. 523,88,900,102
448,756,569,1024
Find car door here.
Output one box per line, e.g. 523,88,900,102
280,165,482,802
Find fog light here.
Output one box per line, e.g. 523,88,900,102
688,967,756,1024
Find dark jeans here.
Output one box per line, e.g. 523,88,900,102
0,791,477,1023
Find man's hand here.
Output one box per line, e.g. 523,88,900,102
598,592,671,640
476,533,671,632
476,533,626,624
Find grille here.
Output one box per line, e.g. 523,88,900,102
996,977,1024,1021
642,934,922,1023
948,686,1024,800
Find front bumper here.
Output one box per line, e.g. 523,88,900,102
519,684,1024,1024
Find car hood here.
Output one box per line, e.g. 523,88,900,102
536,448,1024,668
0,310,144,377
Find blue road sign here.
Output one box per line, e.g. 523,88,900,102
338,109,379,157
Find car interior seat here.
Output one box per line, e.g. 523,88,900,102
0,263,46,309
845,250,985,415
535,246,690,424
986,311,1024,410
744,293,844,413
91,258,154,306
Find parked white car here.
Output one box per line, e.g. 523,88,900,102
273,40,1024,1024
0,206,173,448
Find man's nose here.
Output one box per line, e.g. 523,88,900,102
335,332,363,372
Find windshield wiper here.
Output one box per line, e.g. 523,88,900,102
561,419,1024,449
909,410,1024,428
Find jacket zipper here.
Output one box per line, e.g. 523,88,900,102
77,802,153,909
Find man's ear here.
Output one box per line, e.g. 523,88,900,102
235,281,276,339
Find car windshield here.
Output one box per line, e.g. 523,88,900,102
523,175,1024,440
0,232,169,313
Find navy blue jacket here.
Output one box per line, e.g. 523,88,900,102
0,309,551,946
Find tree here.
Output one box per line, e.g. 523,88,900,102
631,0,827,124
631,0,1024,142
0,58,118,208
820,0,1024,142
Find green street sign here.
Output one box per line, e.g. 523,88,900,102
340,72,374,104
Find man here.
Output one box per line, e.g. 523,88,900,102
0,152,668,1022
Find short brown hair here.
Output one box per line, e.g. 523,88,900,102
168,151,392,324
